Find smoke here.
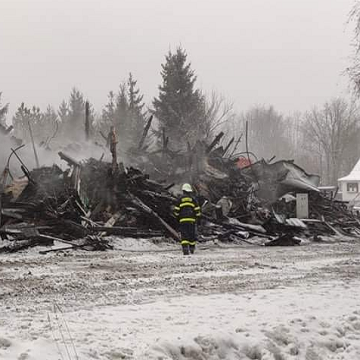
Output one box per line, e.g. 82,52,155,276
0,133,119,180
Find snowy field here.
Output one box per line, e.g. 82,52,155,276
1,238,360,359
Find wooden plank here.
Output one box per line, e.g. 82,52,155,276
98,211,122,237
129,194,180,240
138,115,153,150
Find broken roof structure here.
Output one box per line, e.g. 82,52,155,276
240,160,320,204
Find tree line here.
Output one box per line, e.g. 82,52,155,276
1,44,360,185
227,100,360,186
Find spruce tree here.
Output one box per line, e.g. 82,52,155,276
13,103,31,140
100,74,146,151
62,88,94,141
66,88,85,139
115,82,129,142
12,103,42,141
58,100,69,123
29,106,42,140
102,91,116,128
153,47,205,148
40,106,59,145
127,73,145,145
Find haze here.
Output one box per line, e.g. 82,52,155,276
0,0,354,117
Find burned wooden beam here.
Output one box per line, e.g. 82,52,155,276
39,246,74,254
85,100,90,141
28,121,40,168
90,226,163,237
10,147,34,186
38,234,91,250
129,193,180,241
100,131,107,142
0,238,53,253
164,183,175,191
138,115,153,150
265,234,301,246
98,211,121,237
0,123,13,135
58,151,81,167
206,132,224,154
223,137,235,156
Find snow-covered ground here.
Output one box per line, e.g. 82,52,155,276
1,238,360,359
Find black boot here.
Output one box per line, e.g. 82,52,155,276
182,244,190,255
189,244,195,254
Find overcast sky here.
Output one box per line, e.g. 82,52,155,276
0,0,355,118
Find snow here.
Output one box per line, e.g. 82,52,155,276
1,240,360,359
2,283,360,359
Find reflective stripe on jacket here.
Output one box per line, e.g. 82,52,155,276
174,195,201,223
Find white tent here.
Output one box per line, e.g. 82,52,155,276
338,158,360,182
338,159,360,203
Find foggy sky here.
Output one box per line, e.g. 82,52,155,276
0,0,355,119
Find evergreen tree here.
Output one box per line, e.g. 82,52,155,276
57,100,69,139
12,103,42,141
115,82,129,136
0,92,9,126
102,91,116,127
13,103,30,139
99,85,127,147
61,88,94,141
39,106,59,146
127,72,145,144
66,87,85,139
58,100,69,123
29,105,42,140
100,74,146,151
153,47,205,148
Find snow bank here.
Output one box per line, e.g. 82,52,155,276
1,281,360,359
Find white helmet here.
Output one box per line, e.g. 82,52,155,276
182,183,193,192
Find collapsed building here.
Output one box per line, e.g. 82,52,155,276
0,122,359,254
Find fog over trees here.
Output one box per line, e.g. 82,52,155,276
0,93,9,127
2,17,360,187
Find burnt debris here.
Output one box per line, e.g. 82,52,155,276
0,130,360,254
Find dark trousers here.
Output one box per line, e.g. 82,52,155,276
179,222,197,255
182,244,195,255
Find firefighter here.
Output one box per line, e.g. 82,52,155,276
174,183,201,255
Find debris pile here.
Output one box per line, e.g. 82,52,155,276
1,128,360,254
128,129,360,245
0,153,180,253
196,154,360,244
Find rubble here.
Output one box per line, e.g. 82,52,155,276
127,130,360,244
1,129,360,254
0,158,175,253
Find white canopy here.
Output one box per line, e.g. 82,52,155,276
339,158,360,182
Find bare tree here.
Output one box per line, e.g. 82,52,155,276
303,98,359,185
200,91,236,140
234,105,292,161
347,1,360,94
